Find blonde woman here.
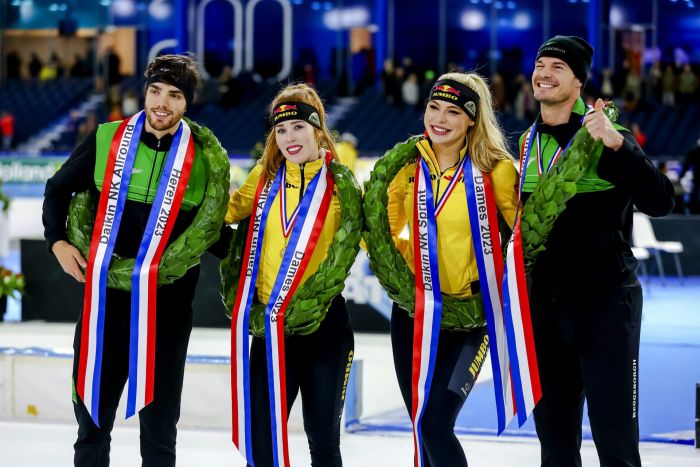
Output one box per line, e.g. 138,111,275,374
224,83,361,467
364,72,519,466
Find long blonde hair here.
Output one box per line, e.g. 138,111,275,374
432,72,514,172
261,83,338,180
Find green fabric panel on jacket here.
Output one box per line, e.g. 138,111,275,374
518,98,626,194
94,121,206,210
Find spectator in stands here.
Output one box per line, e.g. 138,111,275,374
28,53,43,79
420,69,436,103
0,110,15,150
600,68,615,100
681,135,700,214
303,62,316,86
658,161,686,214
103,47,122,86
622,70,642,104
524,35,674,467
50,51,65,78
678,64,698,100
76,112,97,147
107,104,123,122
646,61,663,103
70,53,91,78
42,53,229,467
402,72,420,108
336,132,359,173
392,66,405,108
39,60,58,81
630,122,646,148
121,90,139,117
5,50,21,79
491,72,507,111
216,66,236,109
661,65,677,106
513,74,536,121
381,59,396,101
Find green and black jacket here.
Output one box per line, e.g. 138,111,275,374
519,99,674,287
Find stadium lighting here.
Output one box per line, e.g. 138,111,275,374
513,12,531,29
112,0,135,17
610,5,624,26
323,6,370,30
460,9,486,30
149,0,172,20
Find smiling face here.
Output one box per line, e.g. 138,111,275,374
532,56,582,106
274,119,321,164
144,82,186,136
423,99,474,146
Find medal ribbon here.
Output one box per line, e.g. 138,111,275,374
410,157,443,467
78,111,194,425
77,112,144,426
279,164,301,237
126,118,195,417
230,158,333,467
463,156,517,434
265,159,333,467
230,172,280,466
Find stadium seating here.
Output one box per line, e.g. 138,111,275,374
0,79,93,147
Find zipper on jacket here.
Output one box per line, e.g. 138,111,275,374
299,163,306,198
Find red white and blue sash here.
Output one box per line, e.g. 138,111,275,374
410,157,443,467
77,111,194,425
498,125,546,429
230,157,334,467
126,119,195,417
434,164,463,217
279,164,301,237
463,157,517,434
536,134,564,175
230,173,279,465
501,211,541,426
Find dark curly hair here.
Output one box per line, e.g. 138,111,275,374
144,53,201,107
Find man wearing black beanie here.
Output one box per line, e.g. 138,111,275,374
519,37,675,467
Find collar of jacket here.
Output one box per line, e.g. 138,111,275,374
283,155,325,183
140,127,176,151
416,137,468,174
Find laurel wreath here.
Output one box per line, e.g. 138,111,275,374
220,160,363,337
362,136,486,330
520,103,619,268
363,104,619,331
67,118,231,290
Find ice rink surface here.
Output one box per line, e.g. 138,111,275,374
2,420,699,467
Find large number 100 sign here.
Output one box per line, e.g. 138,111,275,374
149,0,293,80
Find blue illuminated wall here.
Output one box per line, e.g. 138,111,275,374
2,0,700,79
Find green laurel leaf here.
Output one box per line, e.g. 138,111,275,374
67,117,230,290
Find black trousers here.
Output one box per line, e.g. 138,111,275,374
72,282,195,467
391,303,488,467
530,281,643,467
249,295,354,467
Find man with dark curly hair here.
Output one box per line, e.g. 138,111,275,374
42,54,227,467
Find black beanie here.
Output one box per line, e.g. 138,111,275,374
536,35,593,85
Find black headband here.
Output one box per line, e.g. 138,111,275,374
146,68,195,108
428,79,480,120
270,101,322,129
